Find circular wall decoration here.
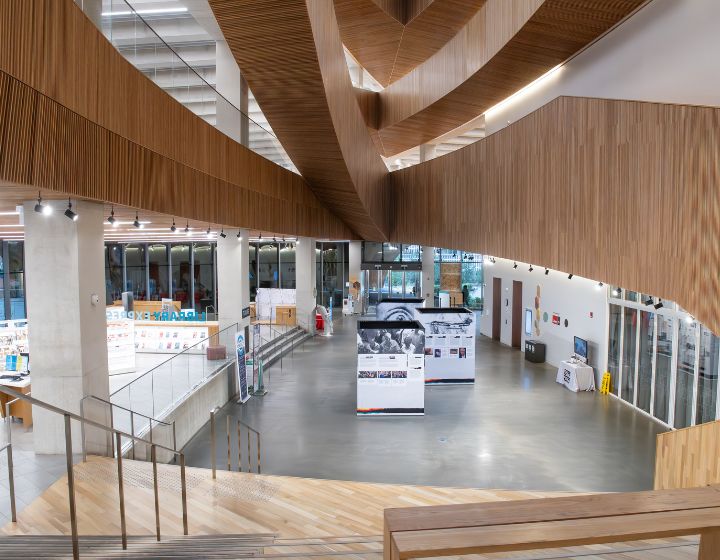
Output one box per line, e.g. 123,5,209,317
564,319,569,327
543,312,549,323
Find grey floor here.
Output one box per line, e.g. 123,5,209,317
182,315,667,493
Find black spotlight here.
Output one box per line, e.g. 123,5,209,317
220,229,227,238
237,230,242,241
654,299,664,310
64,199,78,221
184,222,190,235
34,192,52,215
568,273,573,279
513,262,518,269
545,268,549,275
645,297,654,306
107,206,116,226
596,282,604,290
133,212,142,229
170,219,177,233
258,233,262,240
206,226,212,237
529,265,534,272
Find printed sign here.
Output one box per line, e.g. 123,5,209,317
236,333,249,403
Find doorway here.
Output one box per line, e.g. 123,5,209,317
362,268,423,314
512,280,523,349
492,277,501,341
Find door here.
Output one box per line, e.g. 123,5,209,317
492,277,501,341
390,270,403,297
404,271,420,298
512,280,522,349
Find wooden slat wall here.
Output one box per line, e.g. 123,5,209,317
376,0,645,156
655,420,720,491
0,0,352,239
392,96,720,336
209,0,390,241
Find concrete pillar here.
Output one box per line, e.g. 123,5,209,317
295,237,317,332
216,228,250,334
422,247,435,304
24,200,109,454
216,40,249,147
349,241,361,313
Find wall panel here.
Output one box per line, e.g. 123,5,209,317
655,420,720,490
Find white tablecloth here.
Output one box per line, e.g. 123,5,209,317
556,360,595,392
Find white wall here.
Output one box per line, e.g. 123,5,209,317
486,0,720,134
480,258,607,379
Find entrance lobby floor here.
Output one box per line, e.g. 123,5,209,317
182,315,667,493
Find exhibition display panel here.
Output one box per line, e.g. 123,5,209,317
415,307,476,384
255,288,296,322
375,298,424,321
357,320,425,415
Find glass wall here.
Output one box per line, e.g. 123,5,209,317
609,287,720,428
318,242,348,308
148,243,168,300
170,244,192,308
193,243,215,313
7,242,25,319
124,244,147,300
257,242,278,289
105,243,124,304
433,248,484,309
280,242,296,289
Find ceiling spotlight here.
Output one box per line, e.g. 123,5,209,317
686,315,694,324
237,230,242,241
184,222,190,236
282,237,286,243
596,282,604,290
132,212,142,228
258,233,262,240
220,229,227,238
644,297,654,306
206,226,212,238
568,273,573,279
529,265,534,272
64,199,78,221
34,192,52,215
170,219,177,233
108,206,117,227
654,299,664,310
513,262,518,269
612,288,620,297
544,268,549,275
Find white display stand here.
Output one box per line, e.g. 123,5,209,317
134,322,210,353
557,360,596,392
415,308,475,384
255,288,296,321
106,306,136,374
376,298,424,321
357,320,425,415
0,320,29,373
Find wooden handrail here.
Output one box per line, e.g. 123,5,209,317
384,486,720,560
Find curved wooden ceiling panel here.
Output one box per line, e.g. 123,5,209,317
391,96,720,334
377,0,646,156
335,0,485,87
208,0,390,241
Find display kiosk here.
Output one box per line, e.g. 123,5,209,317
414,307,476,384
556,336,595,392
356,320,425,415
375,298,424,321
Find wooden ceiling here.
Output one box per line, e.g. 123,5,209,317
208,0,391,241
375,0,646,156
334,0,485,87
391,96,720,335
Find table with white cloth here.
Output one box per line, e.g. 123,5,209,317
556,360,595,392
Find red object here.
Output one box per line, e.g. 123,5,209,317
315,313,324,331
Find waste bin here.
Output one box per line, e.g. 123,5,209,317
524,340,546,363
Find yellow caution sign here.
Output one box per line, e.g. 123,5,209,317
600,372,612,395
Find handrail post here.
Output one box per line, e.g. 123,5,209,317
226,415,231,471
79,399,87,463
6,443,16,522
130,412,135,460
180,453,189,535
247,426,251,472
151,444,161,542
172,421,177,453
210,410,217,479
257,431,261,475
237,419,242,472
115,432,127,550
64,414,80,560
109,403,115,459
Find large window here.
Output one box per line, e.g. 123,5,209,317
607,304,622,391
433,249,484,309
148,244,169,300
280,242,296,289
7,242,25,319
620,308,637,405
636,310,655,414
674,319,696,428
105,243,124,305
653,315,673,423
124,244,146,300
193,242,215,313
257,242,278,289
170,244,192,309
696,326,720,424
318,242,347,309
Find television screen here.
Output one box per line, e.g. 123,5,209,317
574,336,588,361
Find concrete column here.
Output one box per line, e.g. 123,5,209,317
216,229,250,333
348,241,361,313
422,247,435,303
24,200,109,454
216,40,250,147
295,237,317,332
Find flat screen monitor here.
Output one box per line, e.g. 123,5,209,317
574,336,588,363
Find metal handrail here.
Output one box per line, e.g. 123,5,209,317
209,406,262,476
0,386,189,559
81,394,174,426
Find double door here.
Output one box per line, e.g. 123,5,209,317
362,269,421,314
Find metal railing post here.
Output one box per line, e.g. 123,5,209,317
257,432,261,475
172,421,177,452
226,415,231,471
180,453,189,535
151,444,161,542
5,443,16,522
210,410,217,479
115,432,127,550
247,426,252,472
79,399,87,463
109,403,116,459
237,419,242,472
64,414,80,560
130,412,136,460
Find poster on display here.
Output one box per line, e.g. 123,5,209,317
357,320,425,415
414,308,476,384
236,332,249,403
255,288,296,321
375,298,424,321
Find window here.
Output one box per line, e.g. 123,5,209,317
193,242,215,313
636,310,654,413
257,242,278,289
248,243,257,301
607,304,622,391
653,315,673,423
148,244,169,300
124,244,146,300
170,244,192,309
105,243,123,304
621,308,637,404
696,326,719,424
674,319,696,428
280,242,296,289
7,241,25,319
363,242,383,262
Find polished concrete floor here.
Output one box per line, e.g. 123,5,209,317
182,315,667,493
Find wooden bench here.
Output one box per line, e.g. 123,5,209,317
384,486,720,560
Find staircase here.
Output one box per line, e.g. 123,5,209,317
254,326,311,371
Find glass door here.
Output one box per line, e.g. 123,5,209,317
390,270,403,297
379,270,390,301
404,271,420,298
